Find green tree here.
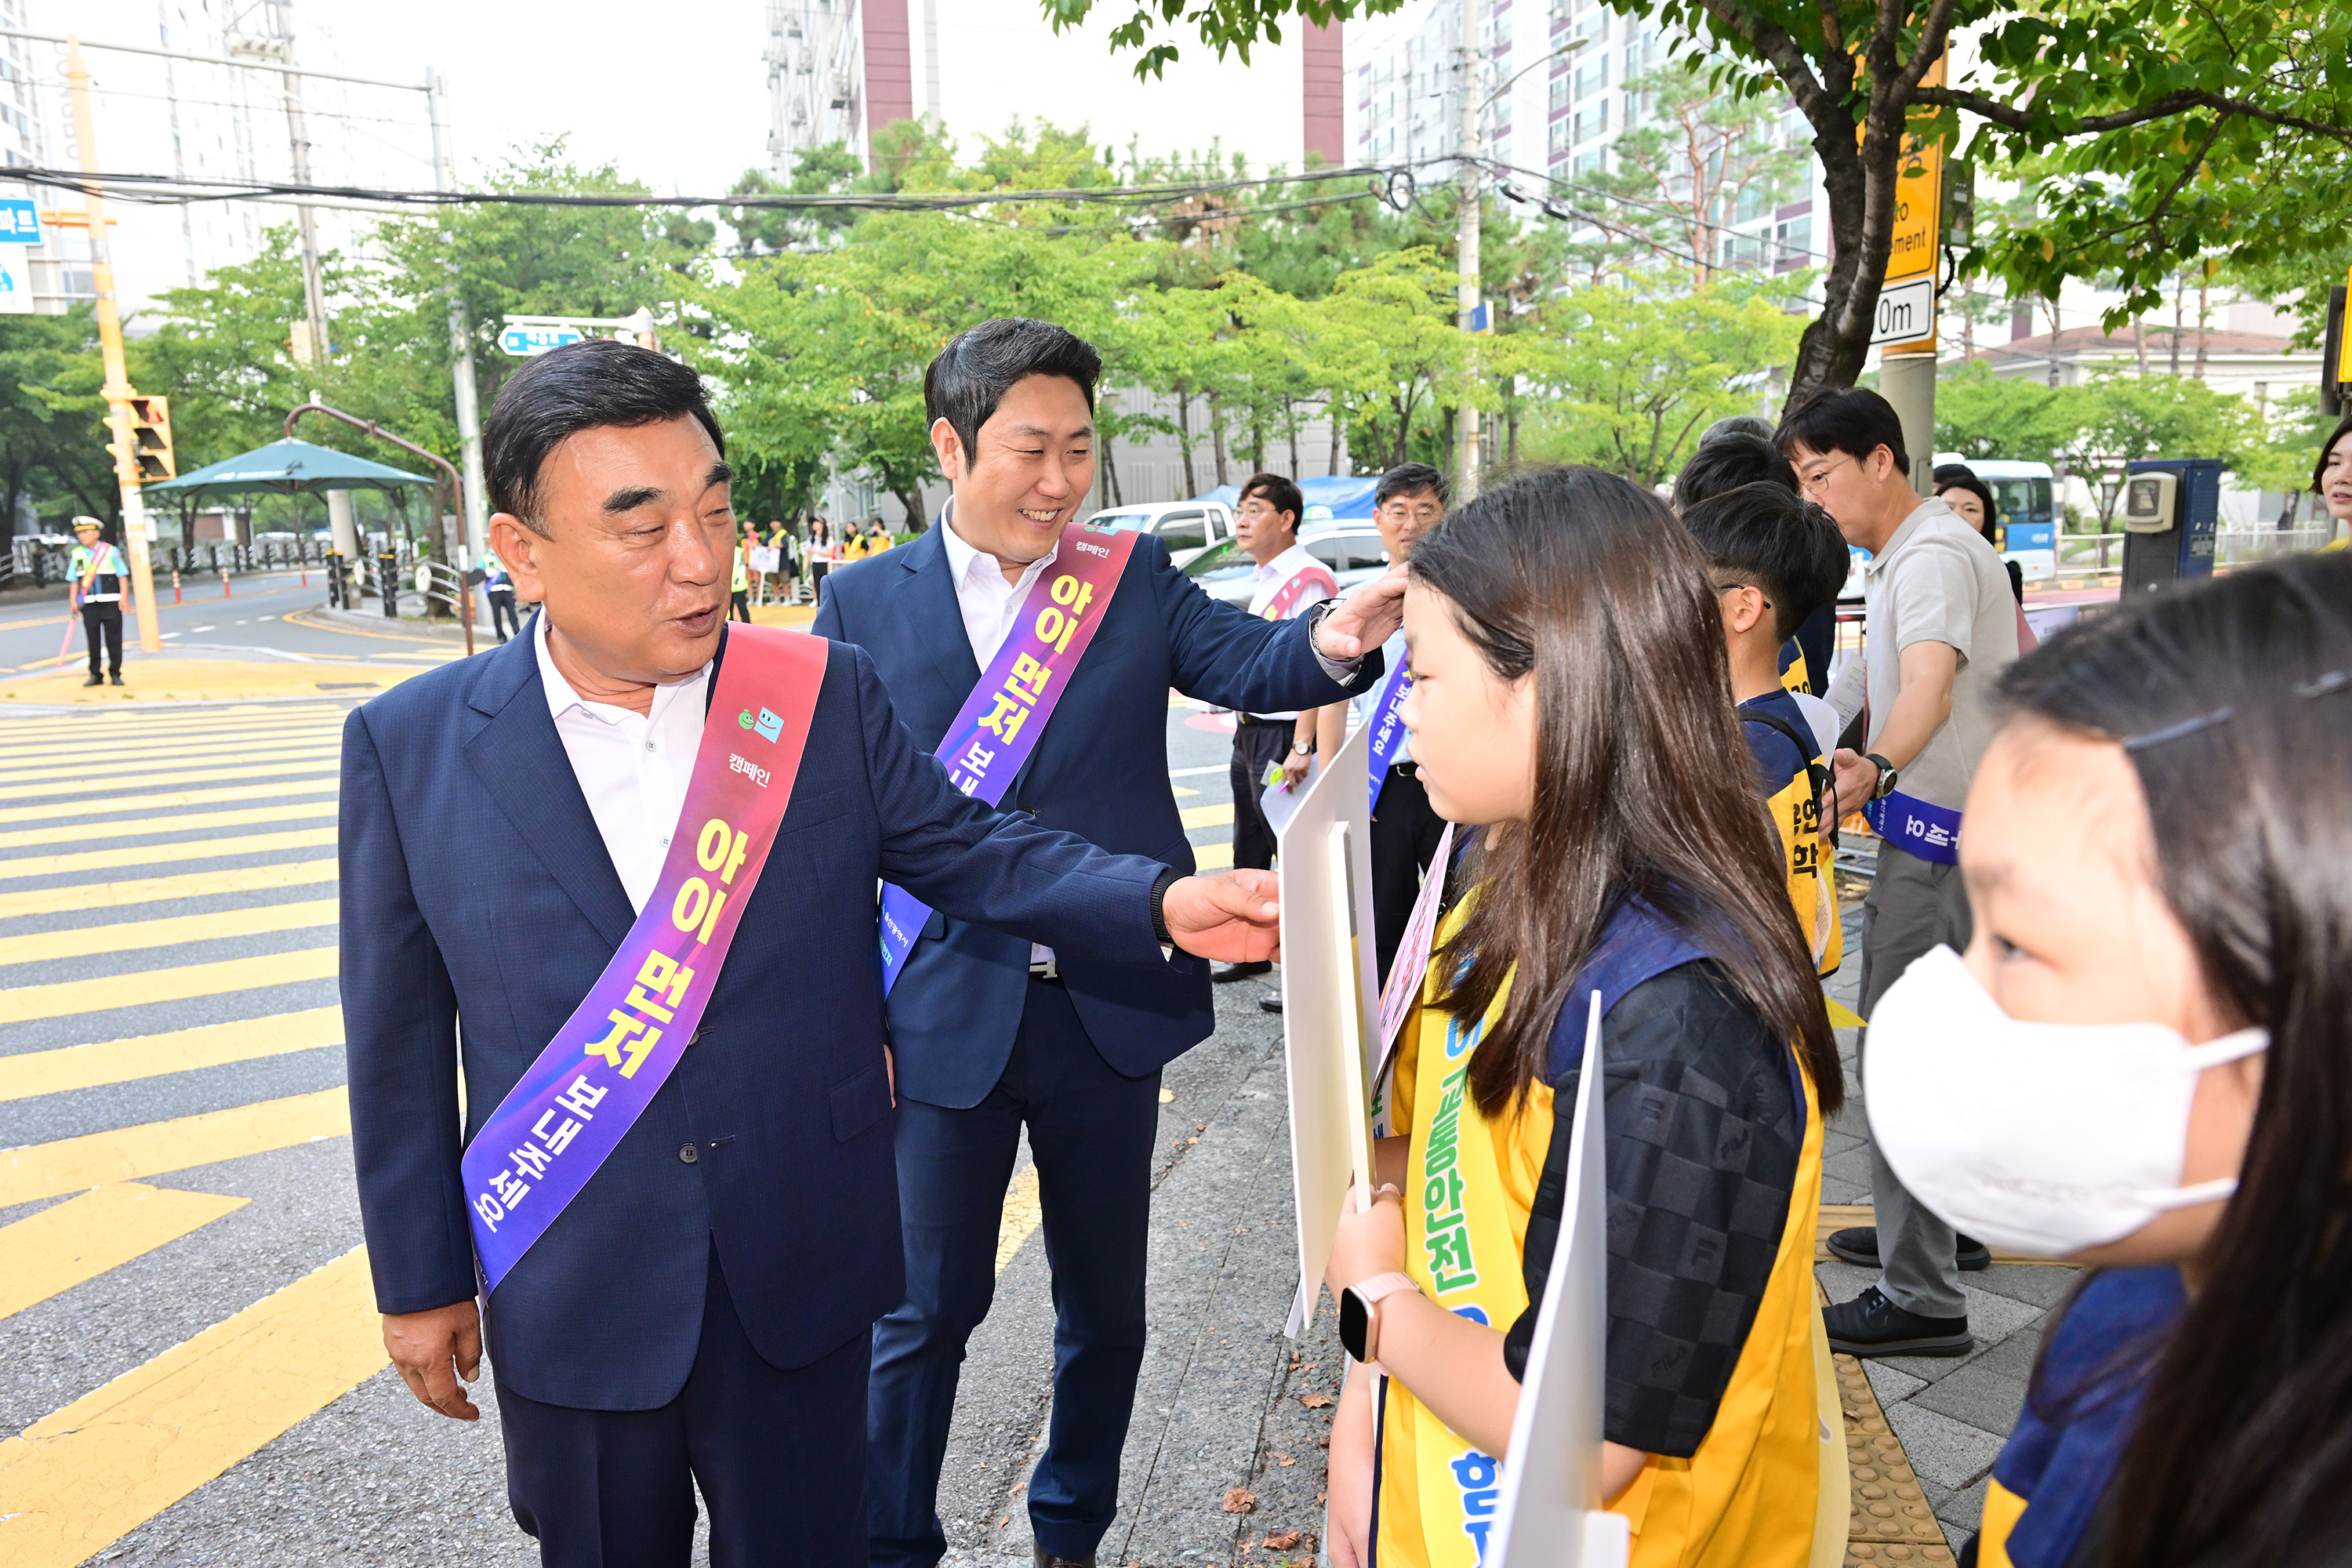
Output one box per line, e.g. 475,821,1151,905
0,306,116,529
1517,281,1803,488
1048,0,2352,409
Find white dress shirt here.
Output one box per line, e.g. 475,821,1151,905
1244,542,1338,722
535,612,711,914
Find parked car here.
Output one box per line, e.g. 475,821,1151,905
1083,499,1236,569
1189,519,1391,606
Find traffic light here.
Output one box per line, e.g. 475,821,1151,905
127,394,174,481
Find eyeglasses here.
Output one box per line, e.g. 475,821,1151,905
1797,455,1855,494
1714,583,1774,609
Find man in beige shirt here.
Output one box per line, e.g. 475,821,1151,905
1779,388,2019,1359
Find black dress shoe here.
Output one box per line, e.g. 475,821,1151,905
109,673,124,686
83,674,103,687
1823,1285,1972,1358
1210,960,1272,982
1827,1225,1991,1272
1258,989,1283,1014
1034,1548,1097,1568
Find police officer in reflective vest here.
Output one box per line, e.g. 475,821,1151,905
69,516,128,688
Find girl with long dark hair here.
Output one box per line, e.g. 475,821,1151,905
1321,466,1843,1568
1861,550,2352,1567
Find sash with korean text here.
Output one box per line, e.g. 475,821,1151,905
1864,789,1962,866
1260,561,1338,623
462,625,828,1292
877,521,1142,993
1363,659,1413,810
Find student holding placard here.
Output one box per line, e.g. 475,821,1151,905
1320,466,1842,1568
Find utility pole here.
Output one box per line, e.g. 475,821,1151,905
426,67,487,562
1456,0,1483,502
64,36,162,653
258,1,330,366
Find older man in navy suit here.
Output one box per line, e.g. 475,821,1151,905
339,339,1289,1568
815,319,1403,1568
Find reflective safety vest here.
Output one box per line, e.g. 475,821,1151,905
732,553,750,592
1376,899,1833,1568
71,543,126,603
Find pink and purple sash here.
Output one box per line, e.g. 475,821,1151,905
1259,563,1338,623
462,626,828,1292
877,521,1141,992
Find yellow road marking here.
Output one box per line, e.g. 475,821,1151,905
0,760,338,803
0,1246,387,1568
996,1166,1042,1275
0,800,335,851
0,946,336,1027
281,608,464,646
0,778,336,828
0,1088,350,1208
0,826,336,882
0,1184,248,1320
0,723,343,764
1180,803,1236,829
0,1007,344,1102
0,742,341,789
0,899,336,969
0,704,343,739
1172,785,1199,797
1192,841,1234,870
0,858,336,920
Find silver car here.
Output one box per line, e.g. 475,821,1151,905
1189,521,1391,606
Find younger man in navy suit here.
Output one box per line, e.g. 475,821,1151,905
816,318,1403,1568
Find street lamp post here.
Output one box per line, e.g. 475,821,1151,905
1457,0,1483,503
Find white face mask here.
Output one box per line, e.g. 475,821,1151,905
1865,945,2266,1259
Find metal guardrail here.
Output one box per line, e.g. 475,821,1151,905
414,557,478,655
2214,526,2332,565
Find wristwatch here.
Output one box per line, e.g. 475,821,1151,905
1339,1272,1421,1365
1864,752,1900,799
1289,739,1313,758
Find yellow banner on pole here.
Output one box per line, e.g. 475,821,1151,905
1875,50,1945,353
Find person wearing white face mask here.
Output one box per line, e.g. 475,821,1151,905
1862,550,2352,1568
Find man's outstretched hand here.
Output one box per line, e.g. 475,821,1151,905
385,1299,483,1421
1163,869,1281,964
1313,564,1407,662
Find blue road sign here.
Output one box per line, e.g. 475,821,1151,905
498,323,586,357
0,199,40,243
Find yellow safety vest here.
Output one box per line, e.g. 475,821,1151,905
1780,648,1811,696
1377,904,1831,1568
732,554,750,592
1765,760,1842,978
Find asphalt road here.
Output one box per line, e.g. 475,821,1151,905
0,604,1347,1568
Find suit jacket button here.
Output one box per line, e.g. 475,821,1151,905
678,1142,699,1165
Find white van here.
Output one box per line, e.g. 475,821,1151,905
1083,500,1236,569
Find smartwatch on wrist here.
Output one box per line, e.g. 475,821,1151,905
1339,1272,1421,1365
1864,753,1899,799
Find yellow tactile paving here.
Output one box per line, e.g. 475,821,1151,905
0,778,336,828
1836,1352,1956,1566
0,760,339,804
0,800,336,852
0,826,337,883
0,1184,249,1321
0,858,336,920
0,1088,349,1207
0,659,419,705
0,1007,345,1102
0,898,337,971
0,1246,387,1568
0,946,336,1027
0,722,343,765
0,742,341,789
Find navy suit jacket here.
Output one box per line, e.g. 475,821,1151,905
812,525,1378,1107
339,627,1171,1410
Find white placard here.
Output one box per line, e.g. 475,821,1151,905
749,545,780,574
1487,991,1631,1568
1276,720,1380,1335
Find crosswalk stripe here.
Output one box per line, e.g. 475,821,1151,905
0,759,338,804
0,800,336,851
0,1007,343,1102
0,900,337,970
0,706,343,741
1179,803,1236,829
0,858,336,920
0,1184,249,1321
0,1088,349,1208
0,946,336,1027
0,723,343,765
0,742,342,789
0,778,337,828
1193,841,1234,870
0,1245,386,1568
0,827,337,883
